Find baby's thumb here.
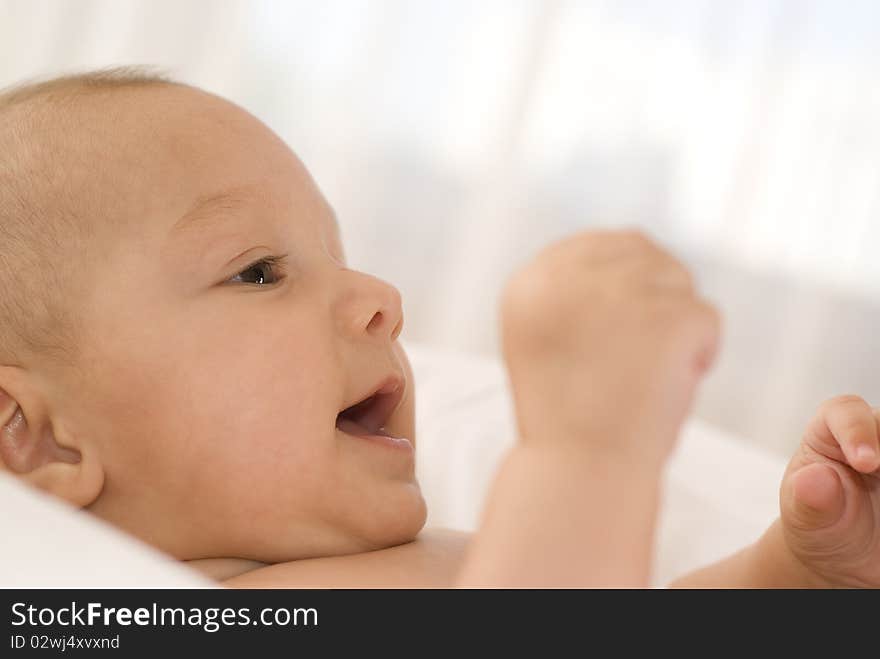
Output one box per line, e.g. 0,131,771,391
782,463,845,531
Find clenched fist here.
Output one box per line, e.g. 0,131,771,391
499,229,720,469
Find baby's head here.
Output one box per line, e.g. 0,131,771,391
0,69,425,563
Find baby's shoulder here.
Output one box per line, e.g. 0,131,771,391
223,528,470,588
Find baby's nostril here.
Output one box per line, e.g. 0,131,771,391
366,310,384,334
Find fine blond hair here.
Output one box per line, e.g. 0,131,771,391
0,67,175,366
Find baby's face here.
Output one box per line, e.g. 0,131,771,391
62,85,425,562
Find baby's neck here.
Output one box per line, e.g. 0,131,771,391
185,557,266,582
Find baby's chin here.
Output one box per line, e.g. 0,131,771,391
328,481,429,556
185,499,429,580
364,490,429,550
231,481,428,564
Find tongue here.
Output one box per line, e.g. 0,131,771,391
337,416,377,437
336,416,403,439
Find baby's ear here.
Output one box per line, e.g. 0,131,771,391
0,373,104,508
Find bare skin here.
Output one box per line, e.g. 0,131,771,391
220,528,470,588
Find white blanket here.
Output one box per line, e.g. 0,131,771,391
0,474,212,587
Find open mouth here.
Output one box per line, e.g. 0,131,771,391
335,374,405,440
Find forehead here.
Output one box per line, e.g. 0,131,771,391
169,183,342,252
72,85,337,242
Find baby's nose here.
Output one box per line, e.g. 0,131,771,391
336,271,404,343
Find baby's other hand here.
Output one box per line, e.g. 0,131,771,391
499,228,720,469
780,395,880,587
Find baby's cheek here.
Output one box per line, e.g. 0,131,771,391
184,367,330,478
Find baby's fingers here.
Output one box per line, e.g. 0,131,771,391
785,462,846,531
808,396,880,473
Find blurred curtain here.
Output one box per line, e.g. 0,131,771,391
2,0,879,454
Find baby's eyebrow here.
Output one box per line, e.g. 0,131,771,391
169,186,258,238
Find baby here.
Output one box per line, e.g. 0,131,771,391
1,69,877,588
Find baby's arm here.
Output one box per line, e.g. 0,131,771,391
456,444,663,587
456,230,720,587
668,521,824,588
672,395,880,588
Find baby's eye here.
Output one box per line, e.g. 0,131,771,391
227,255,287,286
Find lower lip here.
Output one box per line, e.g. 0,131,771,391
336,419,414,453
